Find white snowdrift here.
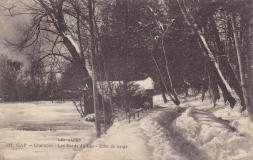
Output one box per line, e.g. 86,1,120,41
74,95,253,160
84,113,95,122
74,118,154,160
173,97,253,160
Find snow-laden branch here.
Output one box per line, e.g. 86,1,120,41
64,34,81,53
63,33,93,76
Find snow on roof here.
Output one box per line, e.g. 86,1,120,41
132,77,154,90
96,77,154,97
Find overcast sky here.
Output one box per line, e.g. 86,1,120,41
0,0,31,62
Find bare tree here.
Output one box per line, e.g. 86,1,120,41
3,0,104,137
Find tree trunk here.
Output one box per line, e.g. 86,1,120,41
151,39,179,105
198,42,236,108
177,0,236,108
248,39,253,115
245,6,253,116
161,34,180,105
201,69,209,101
230,14,249,111
161,85,168,103
207,67,220,107
209,16,246,110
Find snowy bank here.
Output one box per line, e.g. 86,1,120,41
173,97,253,160
0,102,96,160
74,117,154,160
74,95,253,160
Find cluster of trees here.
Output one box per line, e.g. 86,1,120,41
0,57,61,101
0,55,92,101
99,0,253,112
1,0,252,136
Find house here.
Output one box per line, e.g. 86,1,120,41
97,77,155,110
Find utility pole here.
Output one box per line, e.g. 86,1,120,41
88,0,101,137
122,0,129,112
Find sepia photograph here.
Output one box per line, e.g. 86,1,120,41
0,0,253,160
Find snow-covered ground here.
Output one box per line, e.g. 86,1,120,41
1,95,253,160
74,95,253,160
0,101,96,160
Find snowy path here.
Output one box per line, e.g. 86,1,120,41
74,111,155,160
0,102,96,160
74,95,253,160
74,99,190,160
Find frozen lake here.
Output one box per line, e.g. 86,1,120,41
0,101,96,160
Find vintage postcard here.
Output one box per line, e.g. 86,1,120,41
0,0,253,160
